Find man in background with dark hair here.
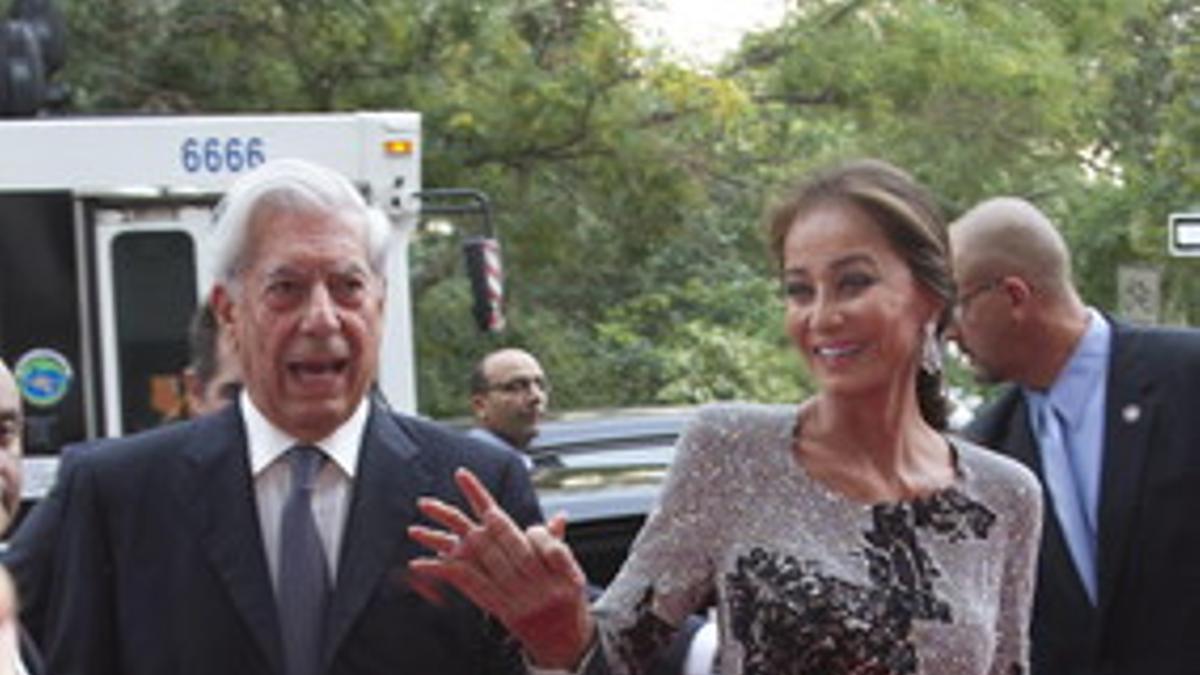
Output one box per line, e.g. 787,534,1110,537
468,348,549,453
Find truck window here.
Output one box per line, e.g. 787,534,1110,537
109,231,197,433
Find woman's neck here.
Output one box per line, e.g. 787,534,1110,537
794,394,954,503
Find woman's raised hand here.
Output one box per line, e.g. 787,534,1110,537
408,468,595,669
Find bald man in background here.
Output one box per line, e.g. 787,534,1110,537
947,197,1200,675
467,348,549,454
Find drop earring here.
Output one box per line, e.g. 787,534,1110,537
921,322,943,375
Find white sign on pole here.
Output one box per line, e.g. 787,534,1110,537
1117,264,1161,325
1169,213,1200,257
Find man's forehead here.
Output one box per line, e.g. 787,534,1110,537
260,259,372,278
245,207,370,254
949,242,988,280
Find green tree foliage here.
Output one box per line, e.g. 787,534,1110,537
53,0,1200,417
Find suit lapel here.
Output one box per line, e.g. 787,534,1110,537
1000,395,1042,475
322,404,427,666
1096,324,1155,621
181,407,285,675
19,625,44,675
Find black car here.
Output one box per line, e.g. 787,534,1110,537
528,407,695,586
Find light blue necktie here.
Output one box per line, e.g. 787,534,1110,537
277,445,330,675
1034,400,1098,604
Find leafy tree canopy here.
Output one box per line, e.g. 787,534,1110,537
52,0,1200,417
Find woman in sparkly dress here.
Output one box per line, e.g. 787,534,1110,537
410,159,1043,675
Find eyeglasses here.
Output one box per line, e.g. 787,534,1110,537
487,376,551,395
953,278,1005,320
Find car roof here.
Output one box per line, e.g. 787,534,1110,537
529,406,696,454
529,406,698,523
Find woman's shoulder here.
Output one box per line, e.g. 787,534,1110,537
687,401,795,433
949,433,1042,510
671,402,795,471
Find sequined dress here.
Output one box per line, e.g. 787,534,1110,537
591,404,1043,675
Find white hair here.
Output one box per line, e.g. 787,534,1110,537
208,158,391,287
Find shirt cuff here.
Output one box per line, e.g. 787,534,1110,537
524,632,599,675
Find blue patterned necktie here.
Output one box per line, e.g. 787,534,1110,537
1034,400,1098,605
277,445,330,675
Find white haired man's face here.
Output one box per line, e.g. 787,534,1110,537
215,209,384,442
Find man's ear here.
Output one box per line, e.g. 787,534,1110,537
1000,276,1034,307
211,286,232,323
999,276,1042,327
209,285,242,356
470,393,488,421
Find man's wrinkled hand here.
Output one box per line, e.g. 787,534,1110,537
408,468,595,669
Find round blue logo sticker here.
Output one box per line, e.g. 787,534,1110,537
14,348,74,408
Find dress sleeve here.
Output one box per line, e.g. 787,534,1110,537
989,467,1043,675
589,408,730,675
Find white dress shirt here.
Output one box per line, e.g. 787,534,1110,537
240,391,367,590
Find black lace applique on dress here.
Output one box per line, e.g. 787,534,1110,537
725,488,996,675
613,586,679,673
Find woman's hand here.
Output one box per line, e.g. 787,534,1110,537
408,467,595,670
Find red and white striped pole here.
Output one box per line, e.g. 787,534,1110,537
463,236,506,333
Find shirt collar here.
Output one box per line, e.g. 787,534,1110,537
241,389,367,478
1024,307,1111,424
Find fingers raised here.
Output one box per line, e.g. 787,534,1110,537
409,558,513,616
417,496,475,537
528,524,586,588
407,524,459,556
455,467,502,521
547,511,569,540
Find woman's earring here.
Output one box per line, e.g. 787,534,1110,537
921,322,943,375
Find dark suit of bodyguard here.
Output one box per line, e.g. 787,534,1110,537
949,197,1200,675
38,158,539,675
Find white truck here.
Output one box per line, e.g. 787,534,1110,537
0,111,426,497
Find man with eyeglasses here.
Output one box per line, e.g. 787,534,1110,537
947,196,1200,675
468,348,550,453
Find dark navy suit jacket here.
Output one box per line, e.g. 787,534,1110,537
21,402,541,675
965,318,1200,675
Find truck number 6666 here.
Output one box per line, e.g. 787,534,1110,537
180,137,266,173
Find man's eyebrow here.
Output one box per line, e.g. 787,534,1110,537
0,410,21,424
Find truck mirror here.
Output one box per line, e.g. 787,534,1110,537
462,237,505,333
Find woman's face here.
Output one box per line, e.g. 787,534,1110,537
781,202,938,398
